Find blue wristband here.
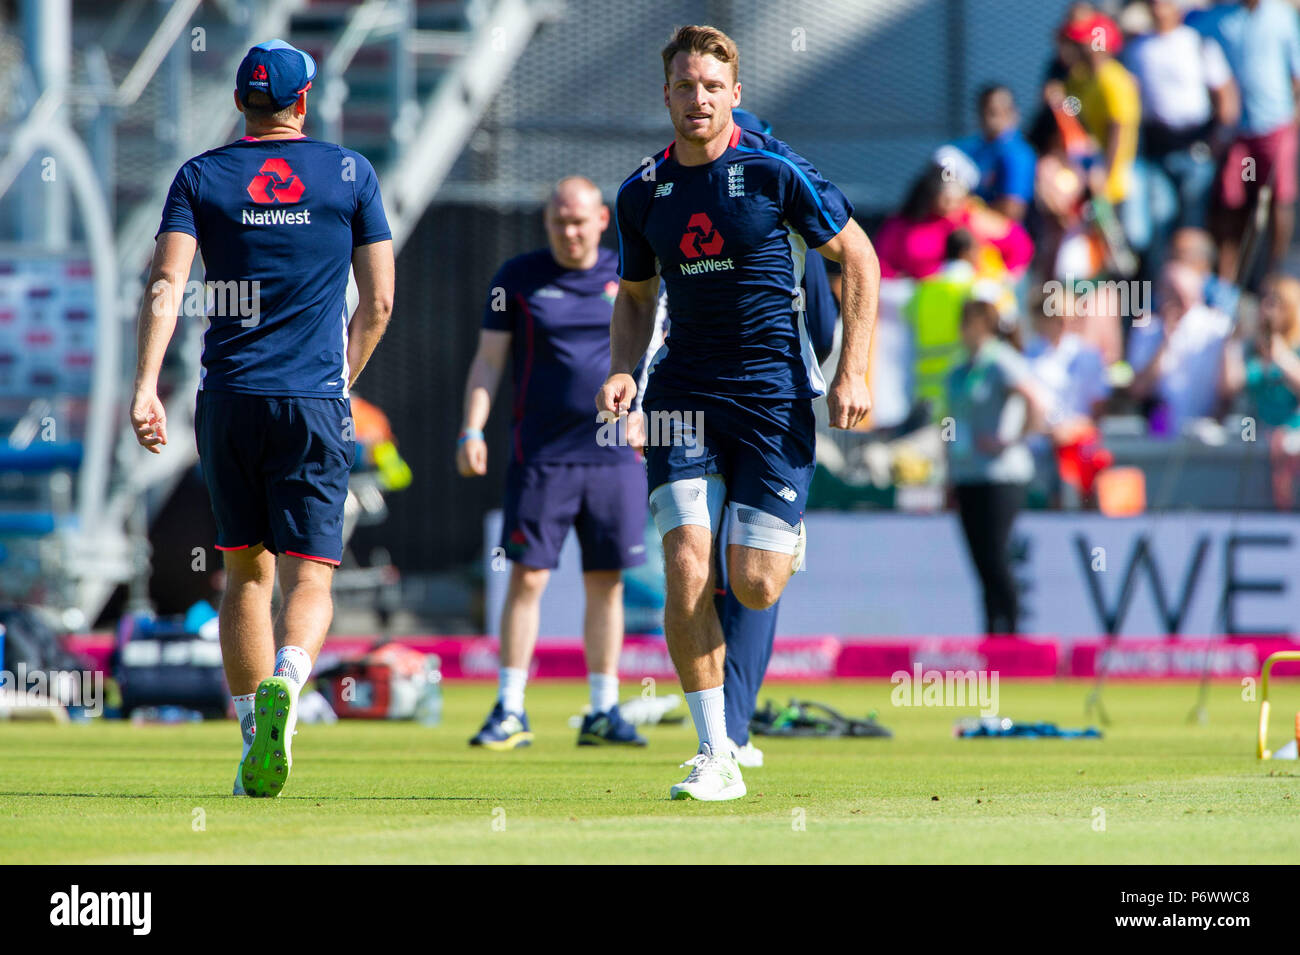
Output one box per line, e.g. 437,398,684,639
457,429,484,446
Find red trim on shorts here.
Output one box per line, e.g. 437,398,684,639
284,550,341,566
214,543,252,551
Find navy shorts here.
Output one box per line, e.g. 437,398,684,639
195,390,353,565
642,392,816,527
501,458,649,571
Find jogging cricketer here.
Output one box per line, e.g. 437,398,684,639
130,40,395,797
597,26,879,800
634,108,842,771
458,176,649,750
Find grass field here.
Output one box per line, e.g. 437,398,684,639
3,678,1299,864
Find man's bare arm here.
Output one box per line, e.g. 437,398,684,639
130,231,197,452
609,276,661,377
457,329,510,477
597,275,661,415
815,218,880,429
346,239,395,388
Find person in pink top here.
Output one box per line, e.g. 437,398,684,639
874,159,1034,280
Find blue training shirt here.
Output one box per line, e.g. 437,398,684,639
615,124,853,400
482,246,634,465
157,136,391,398
641,247,838,390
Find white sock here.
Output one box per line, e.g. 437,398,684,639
685,686,728,756
498,666,528,715
233,693,256,760
589,672,619,714
273,645,312,693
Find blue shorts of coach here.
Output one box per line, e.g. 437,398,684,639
500,457,649,571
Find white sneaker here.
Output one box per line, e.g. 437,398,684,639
791,521,807,573
727,737,764,768
670,744,747,801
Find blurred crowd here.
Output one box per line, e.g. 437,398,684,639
874,0,1300,513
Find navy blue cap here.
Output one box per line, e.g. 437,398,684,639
236,39,317,109
732,108,772,135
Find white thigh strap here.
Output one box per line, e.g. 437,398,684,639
648,475,726,539
726,501,800,555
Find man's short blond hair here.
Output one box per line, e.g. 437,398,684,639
661,25,739,84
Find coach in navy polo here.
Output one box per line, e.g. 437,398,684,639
130,39,395,798
457,176,648,750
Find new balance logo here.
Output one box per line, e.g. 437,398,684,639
654,182,674,198
777,486,797,502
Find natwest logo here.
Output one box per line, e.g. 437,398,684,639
679,212,724,259
247,158,305,204
252,64,268,81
